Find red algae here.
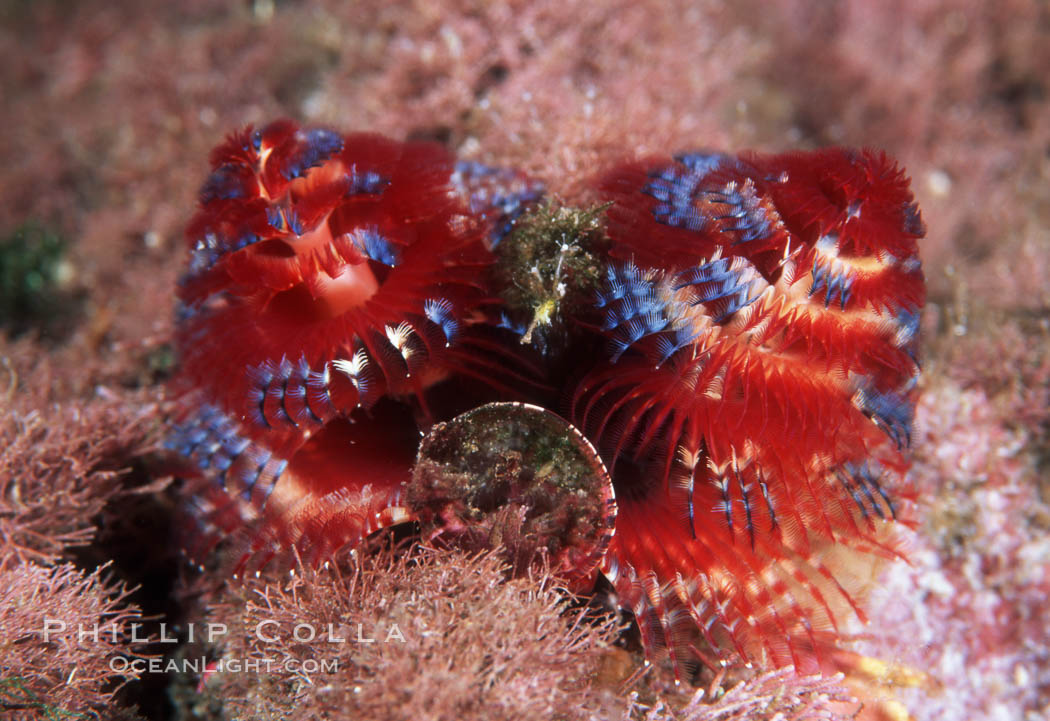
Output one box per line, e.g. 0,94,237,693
853,382,1050,721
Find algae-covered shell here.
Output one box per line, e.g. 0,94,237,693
411,402,616,591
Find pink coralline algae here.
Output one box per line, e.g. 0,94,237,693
856,382,1050,720
167,120,927,679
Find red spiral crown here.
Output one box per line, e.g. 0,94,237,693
168,122,925,678
580,149,924,674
